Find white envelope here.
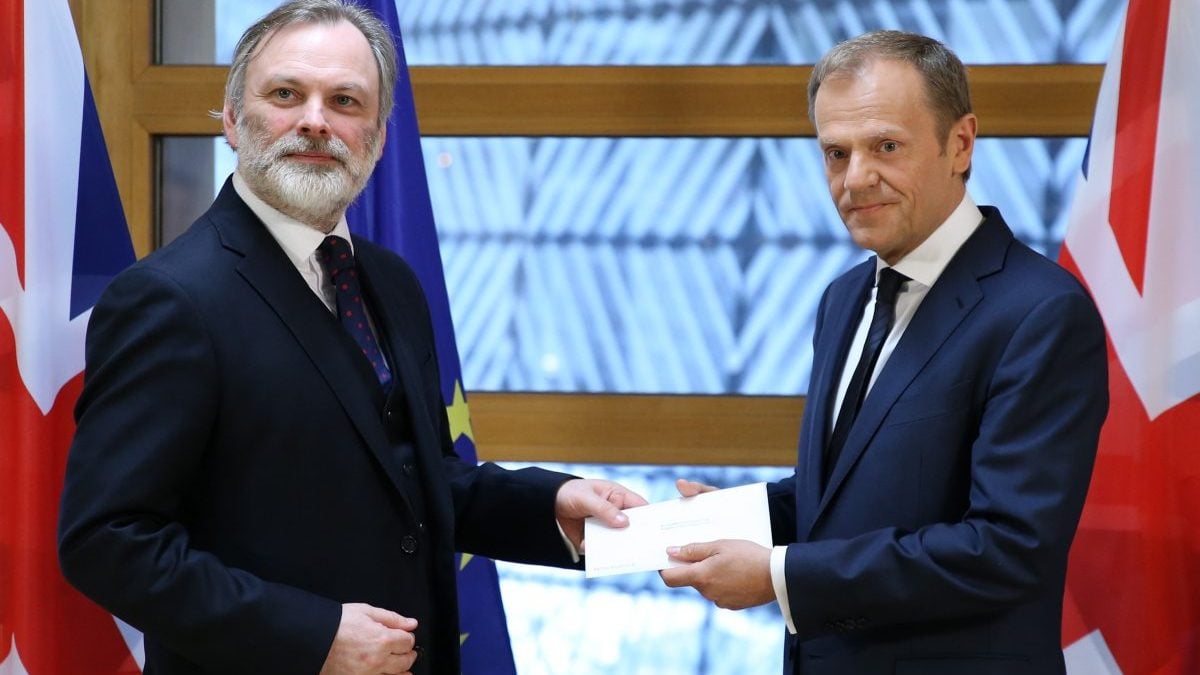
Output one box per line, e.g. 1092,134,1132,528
583,482,772,578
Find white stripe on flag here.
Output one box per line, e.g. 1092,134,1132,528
114,618,146,671
1064,629,1123,675
16,0,91,414
0,637,29,675
1064,0,1200,420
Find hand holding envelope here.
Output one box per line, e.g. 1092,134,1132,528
583,482,772,577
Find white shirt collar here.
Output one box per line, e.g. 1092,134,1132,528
231,171,354,265
878,192,983,288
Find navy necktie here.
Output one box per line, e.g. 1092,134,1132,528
318,236,392,388
823,267,909,487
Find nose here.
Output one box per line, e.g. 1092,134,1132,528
296,100,331,138
843,153,878,192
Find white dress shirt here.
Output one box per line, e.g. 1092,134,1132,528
232,172,354,314
770,193,985,633
232,172,393,378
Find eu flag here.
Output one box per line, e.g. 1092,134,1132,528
344,2,518,673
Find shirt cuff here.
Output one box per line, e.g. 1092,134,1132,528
771,545,798,635
557,520,581,564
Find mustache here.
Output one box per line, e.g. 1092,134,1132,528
267,134,352,164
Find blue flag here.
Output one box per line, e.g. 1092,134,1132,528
343,2,517,674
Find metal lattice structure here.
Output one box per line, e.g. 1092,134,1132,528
427,135,1093,395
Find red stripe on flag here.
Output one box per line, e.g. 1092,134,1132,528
0,0,25,286
0,338,141,674
1060,248,1200,674
1109,0,1170,296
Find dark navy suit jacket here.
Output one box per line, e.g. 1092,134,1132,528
769,207,1108,674
59,180,577,674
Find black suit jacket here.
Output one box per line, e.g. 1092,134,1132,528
59,180,577,674
769,208,1109,674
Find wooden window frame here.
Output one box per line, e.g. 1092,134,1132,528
71,0,1101,467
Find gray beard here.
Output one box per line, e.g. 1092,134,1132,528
235,115,379,232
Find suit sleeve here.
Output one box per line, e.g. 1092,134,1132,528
781,288,1108,639
447,458,580,568
58,267,340,674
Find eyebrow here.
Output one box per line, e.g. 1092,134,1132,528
818,128,905,147
259,75,369,95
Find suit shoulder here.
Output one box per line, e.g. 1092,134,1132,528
1000,238,1092,299
115,221,225,292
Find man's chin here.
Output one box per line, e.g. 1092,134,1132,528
842,221,891,251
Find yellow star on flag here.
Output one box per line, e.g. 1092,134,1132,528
445,379,474,444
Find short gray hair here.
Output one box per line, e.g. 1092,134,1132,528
224,0,398,127
808,30,973,180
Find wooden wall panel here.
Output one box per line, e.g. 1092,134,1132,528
470,393,804,466
125,64,1100,139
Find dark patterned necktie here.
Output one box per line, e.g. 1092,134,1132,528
823,267,909,487
317,236,392,388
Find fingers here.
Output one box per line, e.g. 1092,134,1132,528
380,648,418,675
323,604,420,675
363,605,419,632
588,493,629,528
659,550,712,589
592,480,648,521
557,479,637,527
666,541,717,563
612,484,649,508
659,566,692,588
675,478,718,497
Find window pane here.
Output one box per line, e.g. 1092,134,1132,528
158,0,1122,65
158,135,1086,395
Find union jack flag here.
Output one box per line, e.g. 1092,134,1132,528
1060,0,1200,673
0,1,139,673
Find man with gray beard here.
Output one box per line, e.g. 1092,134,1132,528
57,2,645,674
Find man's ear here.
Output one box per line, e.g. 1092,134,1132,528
222,104,239,150
949,113,977,177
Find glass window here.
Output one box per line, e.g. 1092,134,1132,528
157,0,1123,65
158,135,1088,395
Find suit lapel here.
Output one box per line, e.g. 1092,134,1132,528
209,184,417,507
797,262,873,541
812,210,1012,524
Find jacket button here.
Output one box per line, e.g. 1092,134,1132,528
402,463,415,476
401,535,418,554
417,522,425,532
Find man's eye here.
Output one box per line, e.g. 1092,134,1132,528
881,141,899,152
826,149,846,161
275,89,294,100
334,95,354,106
